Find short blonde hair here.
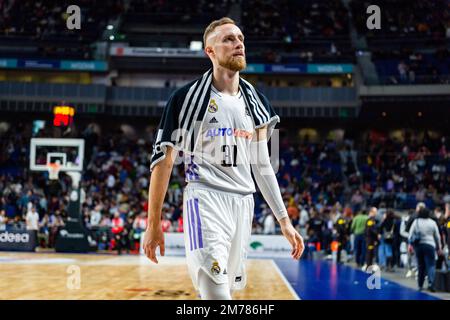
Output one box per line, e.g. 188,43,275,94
203,17,236,47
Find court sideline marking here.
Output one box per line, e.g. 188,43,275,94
270,259,301,300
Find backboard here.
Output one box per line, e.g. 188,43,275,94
29,138,85,172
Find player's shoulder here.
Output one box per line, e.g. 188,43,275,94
171,78,201,100
162,79,198,113
170,78,199,101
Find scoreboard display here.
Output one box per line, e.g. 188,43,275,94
53,105,75,127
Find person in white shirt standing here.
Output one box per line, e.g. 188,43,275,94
90,205,102,228
0,209,7,231
26,206,39,231
25,206,39,251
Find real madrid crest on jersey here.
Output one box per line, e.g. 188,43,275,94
208,99,218,113
211,261,221,275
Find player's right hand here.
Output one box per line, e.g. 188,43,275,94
143,226,165,264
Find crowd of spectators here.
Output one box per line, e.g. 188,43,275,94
0,0,124,59
350,0,450,84
350,132,450,210
127,0,232,25
1,0,449,72
1,0,124,39
242,0,349,40
1,122,449,260
240,0,353,63
1,0,354,63
350,0,450,40
372,48,450,85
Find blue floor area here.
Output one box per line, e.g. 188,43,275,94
274,258,440,300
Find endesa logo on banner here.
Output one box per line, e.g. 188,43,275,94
0,230,37,252
0,231,30,243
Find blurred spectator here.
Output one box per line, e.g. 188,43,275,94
90,205,102,228
26,206,39,231
400,210,416,277
298,205,309,238
0,209,6,231
111,211,125,254
350,210,367,267
38,213,50,248
263,208,276,235
398,61,408,82
408,208,443,292
161,212,172,233
287,201,299,226
378,210,396,271
335,210,352,263
363,207,379,271
49,211,65,248
350,190,364,213
132,211,147,251
307,209,325,251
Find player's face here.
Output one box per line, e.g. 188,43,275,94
210,24,246,72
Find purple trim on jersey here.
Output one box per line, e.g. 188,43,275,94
187,199,193,251
194,198,203,249
186,156,199,181
189,199,197,250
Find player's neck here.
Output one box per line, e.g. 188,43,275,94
212,66,240,96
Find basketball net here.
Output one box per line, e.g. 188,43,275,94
47,162,61,180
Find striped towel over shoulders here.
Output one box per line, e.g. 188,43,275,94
150,69,280,171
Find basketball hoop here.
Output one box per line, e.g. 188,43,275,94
47,162,61,180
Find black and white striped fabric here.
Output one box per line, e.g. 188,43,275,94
150,68,280,171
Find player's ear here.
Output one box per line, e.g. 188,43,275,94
205,46,214,57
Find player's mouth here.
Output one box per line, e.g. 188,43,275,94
233,52,245,57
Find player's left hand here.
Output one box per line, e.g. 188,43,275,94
279,217,304,260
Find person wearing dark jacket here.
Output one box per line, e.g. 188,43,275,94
351,210,369,268
335,213,351,263
307,210,325,251
378,211,396,272
444,203,450,264
363,207,379,271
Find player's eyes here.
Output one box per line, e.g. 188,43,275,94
224,36,244,43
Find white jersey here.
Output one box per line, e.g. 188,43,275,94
185,86,256,195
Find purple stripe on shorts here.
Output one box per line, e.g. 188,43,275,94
185,168,191,181
194,198,203,249
187,199,193,251
189,199,197,250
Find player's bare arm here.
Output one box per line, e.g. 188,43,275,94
143,146,175,263
252,126,304,260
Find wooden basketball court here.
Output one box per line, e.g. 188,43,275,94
0,252,297,300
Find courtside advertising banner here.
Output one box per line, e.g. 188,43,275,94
0,230,37,252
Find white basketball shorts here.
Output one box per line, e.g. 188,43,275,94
183,184,254,291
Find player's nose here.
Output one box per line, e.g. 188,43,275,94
234,39,244,50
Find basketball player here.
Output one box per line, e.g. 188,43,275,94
143,17,304,300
